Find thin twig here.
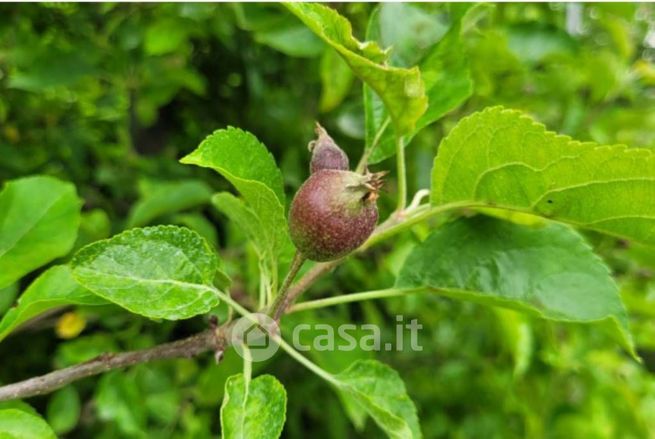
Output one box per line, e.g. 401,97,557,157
270,251,306,321
0,328,225,402
277,258,344,317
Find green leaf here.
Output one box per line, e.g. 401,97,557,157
180,128,289,258
319,48,354,112
0,175,82,289
334,360,421,439
95,372,146,437
212,193,269,260
371,4,449,67
71,225,226,320
181,127,284,202
171,213,218,249
396,216,635,356
506,23,577,65
0,266,105,343
74,209,111,251
126,179,213,228
0,284,18,317
220,374,287,439
365,4,476,163
8,47,96,92
0,409,56,439
0,402,38,417
254,24,325,58
432,107,655,247
285,3,427,135
494,308,533,377
145,18,190,55
233,0,323,59
46,386,81,435
212,191,290,298
414,5,476,132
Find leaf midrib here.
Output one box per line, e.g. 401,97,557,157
431,200,655,247
75,268,213,292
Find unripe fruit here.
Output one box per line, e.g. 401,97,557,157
309,123,350,173
289,169,384,262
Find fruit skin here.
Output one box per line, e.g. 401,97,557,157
309,123,350,173
289,169,383,262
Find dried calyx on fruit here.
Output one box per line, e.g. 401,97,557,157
289,169,385,262
308,123,349,173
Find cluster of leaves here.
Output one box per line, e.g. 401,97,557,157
2,3,655,438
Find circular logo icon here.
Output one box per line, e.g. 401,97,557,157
229,313,280,362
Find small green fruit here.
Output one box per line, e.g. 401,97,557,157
289,169,384,261
309,123,350,173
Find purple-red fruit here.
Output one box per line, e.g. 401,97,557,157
289,169,384,262
309,123,350,173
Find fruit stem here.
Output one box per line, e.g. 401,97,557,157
270,251,306,320
395,135,407,211
288,287,425,313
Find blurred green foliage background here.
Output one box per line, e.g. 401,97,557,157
1,3,655,438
